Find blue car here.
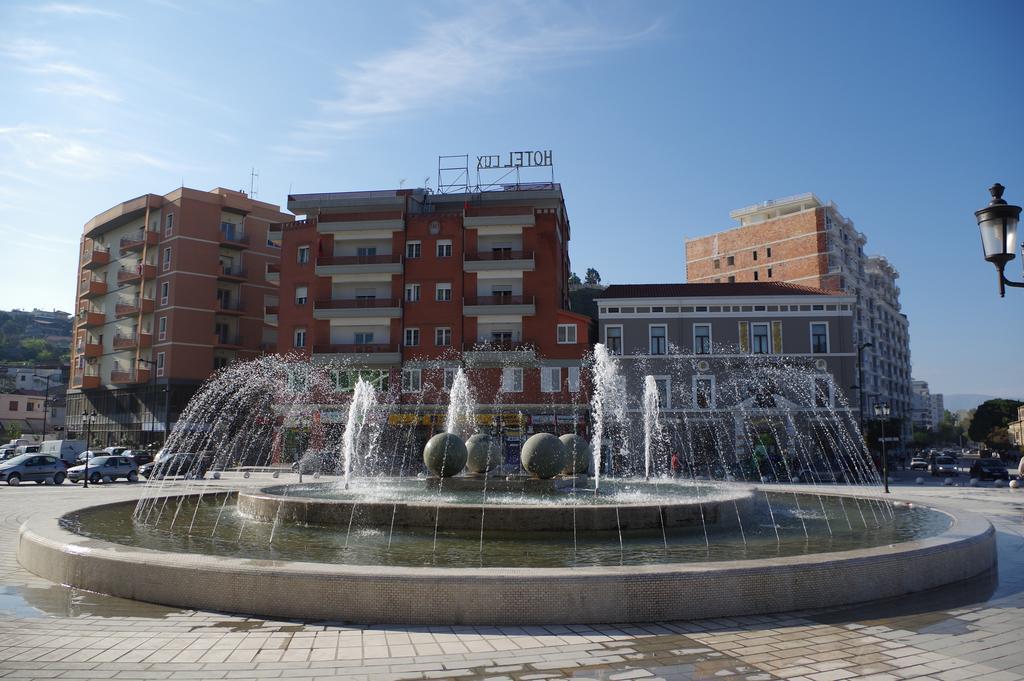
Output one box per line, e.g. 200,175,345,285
0,454,67,486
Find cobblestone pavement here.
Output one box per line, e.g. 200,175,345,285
2,472,1024,680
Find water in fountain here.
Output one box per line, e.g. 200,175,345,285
341,377,377,489
642,375,661,480
589,343,628,490
444,368,475,440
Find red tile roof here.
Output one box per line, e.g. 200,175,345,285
599,282,846,299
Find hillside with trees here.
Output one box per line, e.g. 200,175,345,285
0,310,72,363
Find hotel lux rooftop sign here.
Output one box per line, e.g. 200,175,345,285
476,150,552,170
438,150,555,194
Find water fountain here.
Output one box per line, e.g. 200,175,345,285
17,345,997,625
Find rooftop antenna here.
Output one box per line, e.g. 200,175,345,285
249,167,260,198
399,178,406,188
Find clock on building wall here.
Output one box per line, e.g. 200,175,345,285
429,221,441,235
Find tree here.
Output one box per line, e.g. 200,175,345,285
968,399,1023,444
584,268,602,286
4,422,21,441
985,426,1013,452
568,272,582,287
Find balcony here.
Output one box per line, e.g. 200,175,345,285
81,247,110,270
311,343,401,366
462,340,536,367
316,211,405,234
266,263,280,283
117,265,156,285
114,298,155,318
79,277,107,298
463,250,535,273
218,264,247,282
264,304,278,326
78,342,102,358
73,368,101,390
110,369,151,385
77,309,105,327
119,230,158,253
315,253,403,277
216,299,245,316
313,297,401,320
113,332,153,350
463,295,535,316
218,231,250,249
214,334,244,348
463,205,535,230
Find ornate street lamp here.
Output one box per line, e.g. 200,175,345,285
82,410,97,488
874,401,891,494
975,183,1022,297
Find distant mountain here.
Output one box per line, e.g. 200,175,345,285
944,394,1018,412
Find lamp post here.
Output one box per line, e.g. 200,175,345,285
874,401,891,494
82,410,97,488
854,342,874,434
974,183,1023,297
32,373,51,441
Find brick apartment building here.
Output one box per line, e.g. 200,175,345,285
273,184,591,457
66,187,290,446
685,193,913,438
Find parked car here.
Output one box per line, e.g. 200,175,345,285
129,450,154,466
929,456,958,477
102,446,131,457
291,451,341,475
75,450,104,464
0,454,67,485
909,457,929,471
14,445,41,455
67,455,139,484
39,440,87,467
970,458,1010,481
141,453,211,480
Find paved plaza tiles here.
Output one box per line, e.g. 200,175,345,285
2,473,1024,681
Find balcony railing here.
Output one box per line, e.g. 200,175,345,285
313,343,399,354
110,369,151,384
463,340,532,352
79,277,107,297
219,231,249,247
73,367,101,388
317,253,402,266
214,334,244,347
114,298,154,317
219,264,247,279
465,250,534,261
81,247,110,269
216,299,245,314
463,295,532,306
119,231,157,252
77,309,105,326
314,297,400,309
77,341,102,358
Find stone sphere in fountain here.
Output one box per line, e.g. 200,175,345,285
521,433,567,479
465,434,502,474
423,433,468,478
558,434,591,475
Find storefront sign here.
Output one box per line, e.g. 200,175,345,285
477,150,552,170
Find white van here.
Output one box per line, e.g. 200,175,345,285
39,440,88,466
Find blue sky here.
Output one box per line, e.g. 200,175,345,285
2,0,1022,398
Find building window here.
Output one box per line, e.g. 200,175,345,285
402,368,422,393
654,377,671,409
436,240,452,258
405,283,420,302
158,316,167,341
356,246,377,257
727,255,734,266
293,328,306,348
442,367,457,391
404,328,420,347
767,267,773,278
164,213,173,235
8,401,16,411
541,366,561,393
435,283,452,302
297,245,310,264
605,325,623,355
160,282,169,306
295,286,308,305
354,331,374,344
693,324,711,354
752,250,758,261
501,367,523,393
649,325,667,355
162,247,171,272
693,376,715,409
435,327,451,347
156,352,165,377
767,247,772,258
811,322,829,353
406,241,421,259
26,401,34,412
557,323,577,344
753,271,759,281
568,366,581,393
713,259,720,269
751,322,770,354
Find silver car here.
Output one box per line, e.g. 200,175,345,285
0,454,67,486
67,456,139,484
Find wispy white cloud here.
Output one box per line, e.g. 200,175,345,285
269,144,329,159
31,3,123,19
0,125,175,178
0,37,122,102
294,3,659,139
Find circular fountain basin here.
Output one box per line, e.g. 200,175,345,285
236,479,755,532
17,487,996,625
